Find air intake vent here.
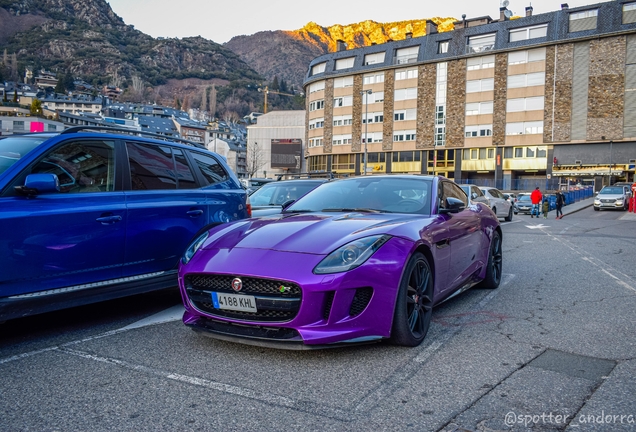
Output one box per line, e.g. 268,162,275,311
322,291,335,320
350,288,373,316
575,160,582,164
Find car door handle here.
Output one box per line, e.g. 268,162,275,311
96,215,122,225
187,209,204,218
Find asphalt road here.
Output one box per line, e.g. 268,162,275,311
1,202,635,432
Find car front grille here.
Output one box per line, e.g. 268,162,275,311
185,274,301,322
600,199,616,203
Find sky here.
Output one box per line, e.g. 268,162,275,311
106,0,611,44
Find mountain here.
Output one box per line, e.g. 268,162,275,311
224,18,457,90
0,0,270,116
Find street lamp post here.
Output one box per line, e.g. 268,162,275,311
609,139,613,185
361,89,372,175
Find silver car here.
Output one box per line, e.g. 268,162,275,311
594,185,630,211
479,186,514,221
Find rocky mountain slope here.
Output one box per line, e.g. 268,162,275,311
224,18,457,89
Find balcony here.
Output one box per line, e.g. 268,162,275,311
393,55,418,65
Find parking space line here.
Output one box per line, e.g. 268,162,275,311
119,304,184,331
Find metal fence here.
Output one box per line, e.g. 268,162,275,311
455,178,562,191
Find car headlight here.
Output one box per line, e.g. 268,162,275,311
182,231,209,264
313,235,391,274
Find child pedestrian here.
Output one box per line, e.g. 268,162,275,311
542,197,549,219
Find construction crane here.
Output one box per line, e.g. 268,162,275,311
258,86,297,113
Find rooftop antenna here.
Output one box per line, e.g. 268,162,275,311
501,0,509,7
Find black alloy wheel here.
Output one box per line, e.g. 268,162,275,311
477,231,502,289
390,252,433,346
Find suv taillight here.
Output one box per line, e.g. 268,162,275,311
246,194,252,218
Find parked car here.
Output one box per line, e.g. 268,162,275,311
249,178,331,217
0,127,250,321
478,187,514,221
594,185,631,211
179,175,502,349
515,193,532,214
503,193,519,214
458,184,489,206
245,178,275,195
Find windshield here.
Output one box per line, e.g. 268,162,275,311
0,136,48,175
249,182,323,206
286,177,432,215
600,187,623,194
518,195,531,202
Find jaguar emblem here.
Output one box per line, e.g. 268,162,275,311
231,278,243,292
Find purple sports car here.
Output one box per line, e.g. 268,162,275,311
178,175,502,349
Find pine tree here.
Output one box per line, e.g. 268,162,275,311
12,89,18,103
271,76,279,91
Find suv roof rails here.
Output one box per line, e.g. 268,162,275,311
60,126,207,149
275,172,335,181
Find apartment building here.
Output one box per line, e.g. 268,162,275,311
303,0,636,189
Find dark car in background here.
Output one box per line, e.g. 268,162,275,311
516,193,532,214
249,178,331,217
0,127,250,321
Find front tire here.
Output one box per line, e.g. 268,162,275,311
504,207,513,222
477,231,502,289
390,252,433,347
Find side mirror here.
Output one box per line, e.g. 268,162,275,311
15,173,60,196
281,199,296,210
439,197,466,214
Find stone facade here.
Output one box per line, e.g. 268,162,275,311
492,53,508,148
351,74,363,152
543,45,556,143
382,70,395,151
551,43,574,142
323,79,334,153
416,63,436,149
445,59,466,147
587,36,625,141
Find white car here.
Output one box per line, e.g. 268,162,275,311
594,185,630,211
478,186,514,221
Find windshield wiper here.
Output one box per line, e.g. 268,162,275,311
321,208,383,213
282,209,314,213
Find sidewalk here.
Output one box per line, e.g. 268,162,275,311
556,197,636,220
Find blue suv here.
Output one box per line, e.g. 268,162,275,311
0,127,250,321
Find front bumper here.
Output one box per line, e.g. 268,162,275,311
178,237,414,348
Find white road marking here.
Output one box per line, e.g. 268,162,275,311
526,224,549,229
119,304,184,331
61,347,297,407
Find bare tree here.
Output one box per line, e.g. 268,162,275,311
109,71,124,88
245,141,267,178
11,53,18,81
223,110,240,125
200,86,207,112
208,84,217,119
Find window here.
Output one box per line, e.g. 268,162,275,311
466,33,496,54
364,52,386,65
394,88,417,101
362,112,384,123
395,46,419,64
623,2,636,24
465,124,493,137
363,72,385,85
311,62,326,75
394,109,417,121
363,91,384,103
30,140,116,193
128,143,201,190
569,9,598,32
438,41,450,54
333,115,353,126
465,101,493,115
506,121,544,135
508,48,546,65
466,55,495,70
308,137,324,147
334,76,354,88
332,154,355,170
367,152,386,163
509,146,548,158
362,132,383,143
514,147,524,157
309,155,328,172
309,118,324,130
392,151,421,162
509,24,548,42
507,72,546,88
395,68,418,80
393,130,416,141
507,96,544,112
309,99,324,111
13,121,24,131
332,134,352,145
335,57,355,70
466,78,494,93
47,124,57,132
333,96,353,107
308,81,325,93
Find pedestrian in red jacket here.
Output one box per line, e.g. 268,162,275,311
530,187,542,218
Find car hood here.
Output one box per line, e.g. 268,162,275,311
251,205,283,217
597,193,625,199
202,212,430,255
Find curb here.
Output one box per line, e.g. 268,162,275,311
562,202,594,218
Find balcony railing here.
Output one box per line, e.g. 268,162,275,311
393,55,418,65
465,44,495,54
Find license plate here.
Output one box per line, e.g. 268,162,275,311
211,292,257,313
